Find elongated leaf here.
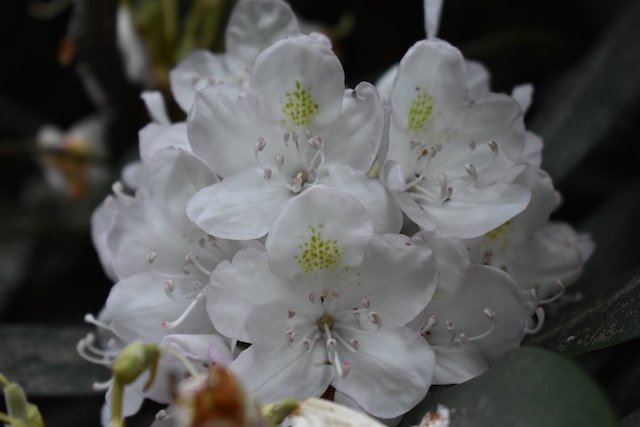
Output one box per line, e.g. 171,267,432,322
530,0,640,181
400,347,615,427
526,266,640,356
0,325,108,396
618,408,640,427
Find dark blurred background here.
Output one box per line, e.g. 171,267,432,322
1,0,639,425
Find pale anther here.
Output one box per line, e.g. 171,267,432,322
465,163,477,180
146,252,157,263
361,299,370,308
264,168,272,180
488,140,498,153
350,338,360,350
286,329,296,342
308,291,316,303
256,136,266,151
368,311,380,324
288,309,296,318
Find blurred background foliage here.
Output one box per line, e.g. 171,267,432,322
0,0,639,425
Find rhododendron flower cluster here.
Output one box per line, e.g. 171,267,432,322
80,0,593,424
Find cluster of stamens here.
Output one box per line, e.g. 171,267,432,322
404,139,499,204
420,308,496,344
283,289,380,378
254,130,325,194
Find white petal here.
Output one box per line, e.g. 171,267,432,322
321,82,386,172
511,83,534,113
207,248,295,342
320,165,403,235
266,186,373,279
332,318,435,418
140,91,170,124
145,148,217,227
419,182,531,239
106,273,214,343
251,35,344,131
354,234,437,326
187,169,291,240
139,122,190,164
431,342,488,384
506,222,593,296
91,196,118,282
375,64,397,101
159,334,219,363
187,85,277,177
225,0,299,65
391,39,466,135
426,266,526,361
520,131,543,167
169,49,230,112
229,312,333,404
465,60,491,100
380,161,437,231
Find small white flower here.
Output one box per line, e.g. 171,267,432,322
207,187,437,418
381,39,531,239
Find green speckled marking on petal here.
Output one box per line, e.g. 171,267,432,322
282,80,319,128
407,91,435,131
294,224,344,273
485,220,513,244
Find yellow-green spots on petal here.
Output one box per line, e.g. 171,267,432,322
282,80,319,128
408,91,435,131
294,224,343,273
485,220,513,244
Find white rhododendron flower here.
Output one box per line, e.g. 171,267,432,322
81,0,595,423
381,39,531,238
187,34,400,240
207,187,436,418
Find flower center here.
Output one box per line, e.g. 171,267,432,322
403,139,499,205
284,290,380,378
254,131,325,194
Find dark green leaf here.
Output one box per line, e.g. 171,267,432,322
526,266,640,356
400,347,615,427
530,0,640,181
0,325,108,397
618,408,640,427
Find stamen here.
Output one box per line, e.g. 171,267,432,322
283,132,290,146
76,333,118,366
446,320,456,342
459,309,496,343
465,163,477,181
185,253,212,275
309,291,316,304
307,167,317,184
303,338,311,351
525,307,545,334
331,289,339,298
146,252,157,263
350,338,360,350
539,280,566,305
488,140,498,154
368,311,380,324
322,289,329,299
162,289,206,329
361,299,370,309
410,140,419,149
264,168,272,180
256,136,266,151
420,314,439,335
468,140,476,150
438,173,448,199
292,172,303,193
286,329,296,342
84,313,111,330
275,154,285,170
155,410,169,421
288,309,296,318
326,338,337,356
92,378,113,391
